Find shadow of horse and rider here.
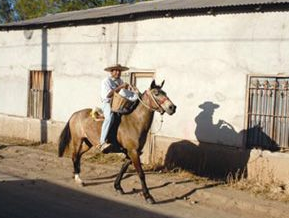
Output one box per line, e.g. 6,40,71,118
164,101,279,180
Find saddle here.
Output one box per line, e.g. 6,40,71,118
91,106,137,153
90,108,104,121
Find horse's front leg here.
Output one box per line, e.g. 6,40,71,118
129,149,155,204
114,159,132,194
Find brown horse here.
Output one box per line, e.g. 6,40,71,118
58,80,176,204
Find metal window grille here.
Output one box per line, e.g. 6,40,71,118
247,76,289,150
28,70,52,120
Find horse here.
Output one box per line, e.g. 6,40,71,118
58,80,176,204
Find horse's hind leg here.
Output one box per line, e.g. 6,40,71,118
114,159,132,194
72,152,83,185
72,138,91,186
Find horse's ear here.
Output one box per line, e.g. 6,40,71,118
150,79,156,89
160,80,165,88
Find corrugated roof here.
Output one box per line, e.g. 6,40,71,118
1,0,289,30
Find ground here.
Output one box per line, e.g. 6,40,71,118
0,137,288,218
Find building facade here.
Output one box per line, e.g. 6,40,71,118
1,0,289,181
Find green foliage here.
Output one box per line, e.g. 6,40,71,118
15,0,48,20
13,0,105,20
58,0,103,12
0,0,16,23
102,0,119,6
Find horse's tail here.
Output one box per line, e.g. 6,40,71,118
58,121,71,157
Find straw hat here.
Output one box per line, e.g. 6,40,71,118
104,64,129,72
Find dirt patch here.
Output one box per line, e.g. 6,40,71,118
1,136,289,203
227,171,289,202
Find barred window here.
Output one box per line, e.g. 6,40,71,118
27,70,52,120
247,76,289,150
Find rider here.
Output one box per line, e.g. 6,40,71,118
99,64,130,152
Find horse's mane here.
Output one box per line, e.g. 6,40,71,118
120,93,142,115
125,99,140,115
119,88,157,115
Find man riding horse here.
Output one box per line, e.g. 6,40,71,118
99,64,138,153
58,71,176,204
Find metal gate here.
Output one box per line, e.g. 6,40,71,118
247,76,289,150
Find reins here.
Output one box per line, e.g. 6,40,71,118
129,85,164,134
137,93,156,111
130,85,164,113
147,90,165,113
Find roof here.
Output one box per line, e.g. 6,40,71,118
1,0,289,30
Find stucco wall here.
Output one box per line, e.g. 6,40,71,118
120,12,289,147
0,30,42,116
1,12,289,148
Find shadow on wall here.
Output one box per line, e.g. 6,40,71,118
164,101,278,180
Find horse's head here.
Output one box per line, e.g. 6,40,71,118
144,80,176,115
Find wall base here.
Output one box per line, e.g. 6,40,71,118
1,114,288,184
151,135,289,184
0,114,65,143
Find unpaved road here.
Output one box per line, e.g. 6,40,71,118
0,142,288,218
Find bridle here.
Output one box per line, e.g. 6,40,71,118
131,86,169,134
137,89,168,114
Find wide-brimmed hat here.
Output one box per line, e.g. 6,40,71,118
199,101,220,110
104,64,129,72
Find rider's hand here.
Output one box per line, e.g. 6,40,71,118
132,86,140,94
120,83,129,89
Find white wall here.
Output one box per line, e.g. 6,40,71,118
1,11,289,147
0,30,42,116
48,24,121,121
120,12,289,146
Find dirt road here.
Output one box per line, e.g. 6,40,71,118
0,141,288,218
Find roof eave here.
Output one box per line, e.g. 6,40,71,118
1,2,289,31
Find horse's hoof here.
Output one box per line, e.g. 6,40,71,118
146,197,156,204
75,180,84,186
115,188,125,195
74,175,84,186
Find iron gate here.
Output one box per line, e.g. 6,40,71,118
247,76,289,150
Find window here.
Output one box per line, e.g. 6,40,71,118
246,76,289,150
130,72,155,93
28,70,52,120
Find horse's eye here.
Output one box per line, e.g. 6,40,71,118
155,91,159,96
